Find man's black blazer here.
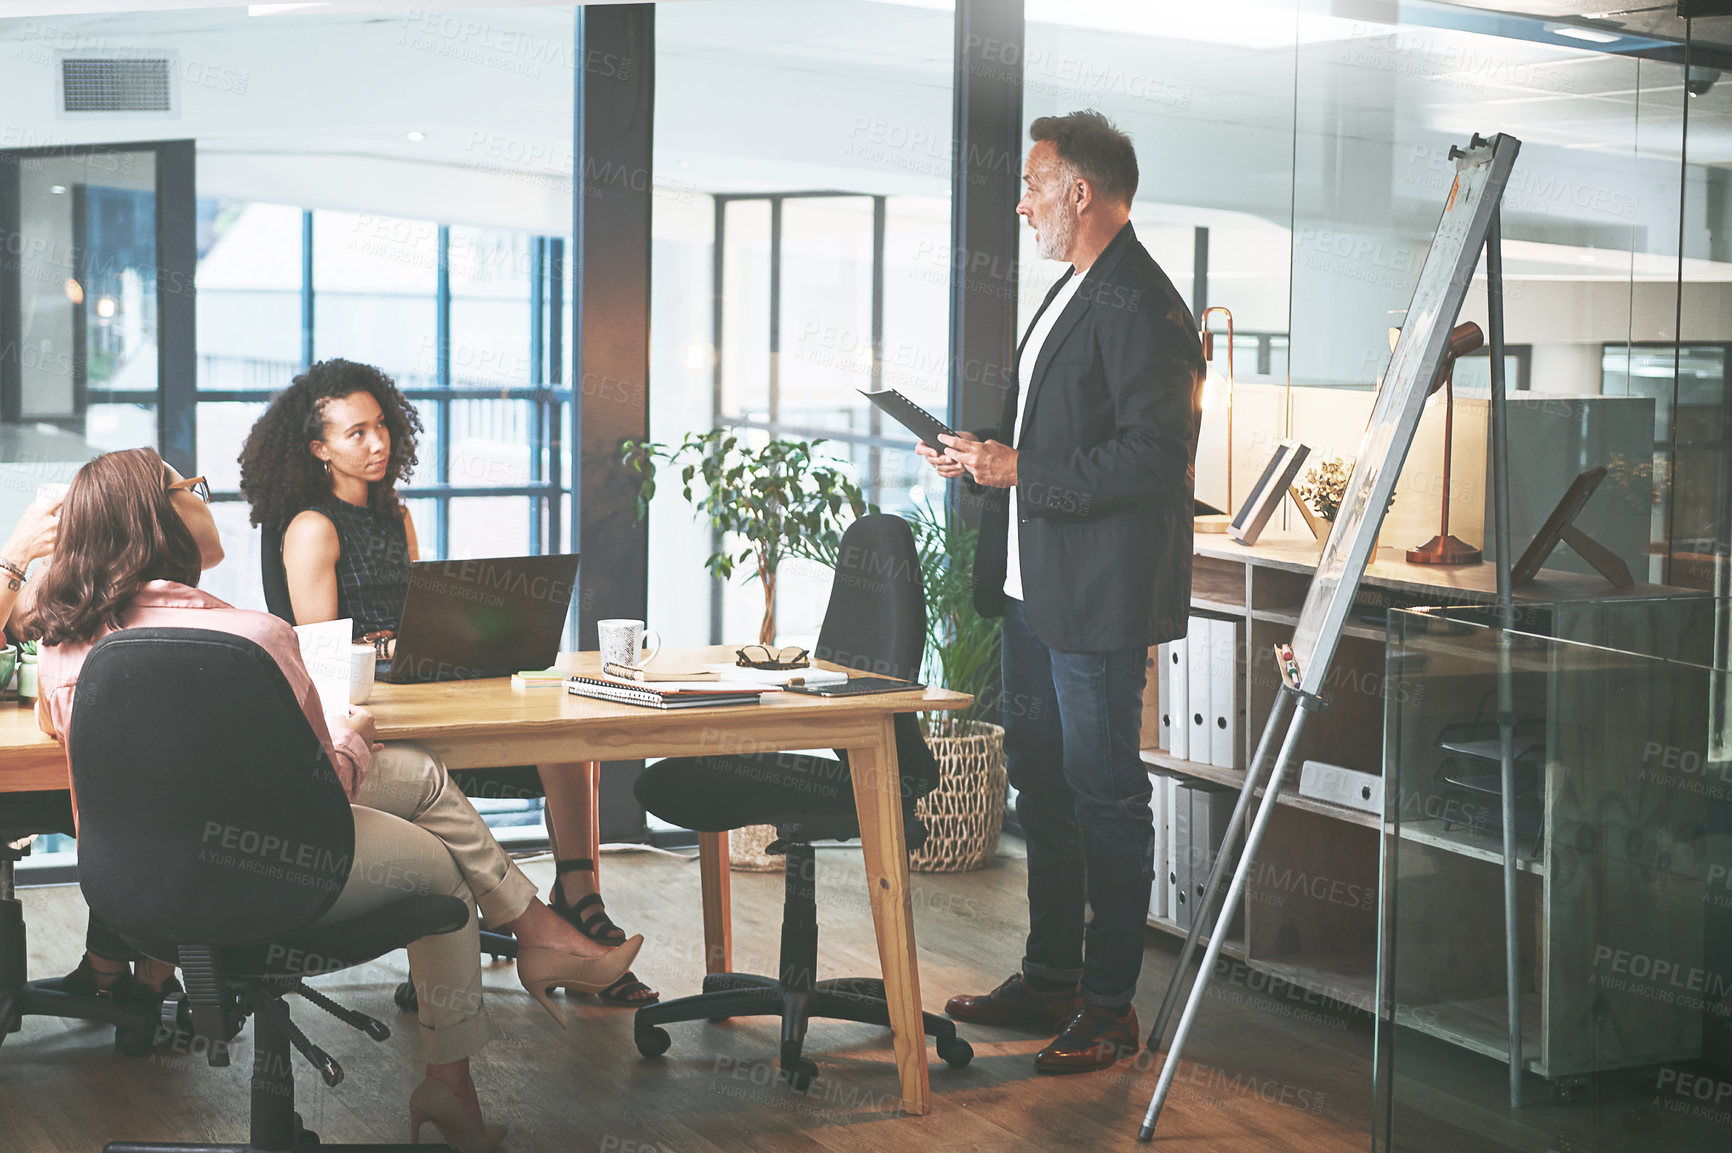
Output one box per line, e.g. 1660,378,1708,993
970,222,1204,652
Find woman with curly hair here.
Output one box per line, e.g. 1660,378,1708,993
238,357,422,636
239,360,657,1007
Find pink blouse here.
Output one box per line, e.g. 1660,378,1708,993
37,580,370,811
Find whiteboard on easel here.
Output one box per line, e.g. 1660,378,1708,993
1290,134,1521,692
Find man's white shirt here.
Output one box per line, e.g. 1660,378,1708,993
1004,268,1084,602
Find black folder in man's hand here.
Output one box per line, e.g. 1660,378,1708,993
860,388,955,451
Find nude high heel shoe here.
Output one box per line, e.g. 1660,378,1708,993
516,934,644,1027
408,1076,508,1153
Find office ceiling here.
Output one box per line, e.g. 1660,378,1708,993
2,0,637,17
1435,1,1732,53
2,0,1728,233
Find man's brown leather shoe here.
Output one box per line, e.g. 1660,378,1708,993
946,973,1082,1031
1033,1003,1140,1073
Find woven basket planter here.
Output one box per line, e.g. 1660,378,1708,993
909,717,1007,873
729,823,785,871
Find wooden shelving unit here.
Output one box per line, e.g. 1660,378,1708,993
1146,533,1685,1081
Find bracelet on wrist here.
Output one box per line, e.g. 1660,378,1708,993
0,558,26,583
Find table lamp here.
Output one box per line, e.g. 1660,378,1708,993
1406,320,1484,565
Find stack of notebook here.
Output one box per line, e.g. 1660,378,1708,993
566,673,770,710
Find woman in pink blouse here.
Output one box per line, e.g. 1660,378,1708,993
27,448,640,1152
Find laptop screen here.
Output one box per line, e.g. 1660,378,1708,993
385,553,580,683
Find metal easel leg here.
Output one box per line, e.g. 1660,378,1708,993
1486,202,1524,1108
1147,687,1296,1049
1138,687,1320,1140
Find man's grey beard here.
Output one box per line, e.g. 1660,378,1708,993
1036,201,1078,261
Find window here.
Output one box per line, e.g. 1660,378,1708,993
190,206,572,611
651,0,956,648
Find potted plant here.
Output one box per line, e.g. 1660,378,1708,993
905,501,1007,873
1296,456,1395,548
16,640,38,705
622,430,868,868
622,430,868,644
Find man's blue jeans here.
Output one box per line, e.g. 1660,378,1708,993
1002,598,1154,1009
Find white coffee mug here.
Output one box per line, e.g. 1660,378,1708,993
348,642,377,705
598,619,661,671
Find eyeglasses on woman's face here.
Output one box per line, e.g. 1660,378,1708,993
166,475,211,504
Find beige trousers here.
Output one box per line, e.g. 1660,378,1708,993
310,742,539,1065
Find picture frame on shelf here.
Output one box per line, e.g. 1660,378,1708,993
1228,440,1310,545
1510,466,1631,589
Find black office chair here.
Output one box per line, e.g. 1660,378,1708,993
0,790,163,1057
631,513,973,1089
261,522,295,626
260,521,521,1012
70,627,470,1152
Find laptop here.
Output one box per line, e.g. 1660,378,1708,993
380,553,580,684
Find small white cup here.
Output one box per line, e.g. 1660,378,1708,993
597,618,660,671
348,643,376,705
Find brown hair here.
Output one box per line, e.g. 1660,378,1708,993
25,447,204,646
1030,109,1138,205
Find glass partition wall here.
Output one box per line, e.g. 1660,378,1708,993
1,1,1730,1137
651,0,956,648
641,10,1732,1143
645,2,1732,648
0,6,579,614
1384,598,1732,1151
0,6,579,856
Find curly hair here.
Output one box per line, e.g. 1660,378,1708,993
25,448,204,647
238,359,421,533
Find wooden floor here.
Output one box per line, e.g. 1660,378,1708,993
3,841,1377,1152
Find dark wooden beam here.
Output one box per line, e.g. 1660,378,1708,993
156,140,197,476
948,0,1024,516
574,3,654,841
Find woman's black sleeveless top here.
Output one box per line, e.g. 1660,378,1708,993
303,495,411,639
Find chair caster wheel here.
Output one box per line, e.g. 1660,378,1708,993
937,1036,973,1068
393,981,418,1013
783,1058,819,1091
635,1027,671,1057
114,1024,154,1057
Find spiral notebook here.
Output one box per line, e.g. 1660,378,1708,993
565,674,769,710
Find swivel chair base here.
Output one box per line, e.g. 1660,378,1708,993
0,844,161,1056
103,983,448,1153
634,973,973,1090
630,842,972,1091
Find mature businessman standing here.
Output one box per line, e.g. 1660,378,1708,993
918,110,1203,1073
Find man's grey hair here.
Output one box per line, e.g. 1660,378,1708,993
1029,109,1138,205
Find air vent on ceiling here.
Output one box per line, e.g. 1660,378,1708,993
57,53,178,117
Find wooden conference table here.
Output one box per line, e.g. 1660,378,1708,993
0,647,970,1115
